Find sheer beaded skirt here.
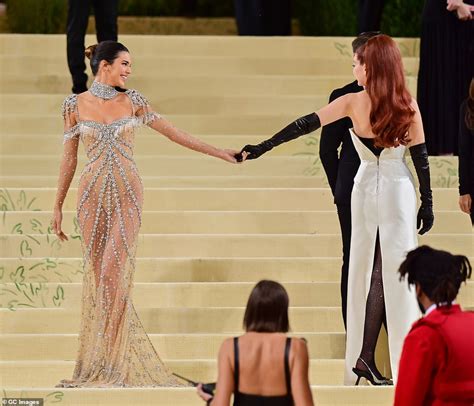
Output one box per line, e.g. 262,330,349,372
56,91,184,387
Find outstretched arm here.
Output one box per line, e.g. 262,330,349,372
127,89,237,163
237,94,352,161
149,117,237,163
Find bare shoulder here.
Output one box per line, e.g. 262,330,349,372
219,337,234,357
291,337,309,356
410,97,421,112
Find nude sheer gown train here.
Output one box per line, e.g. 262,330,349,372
56,90,184,388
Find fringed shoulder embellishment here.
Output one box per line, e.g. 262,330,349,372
125,89,149,108
62,94,78,120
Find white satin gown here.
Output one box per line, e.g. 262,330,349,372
344,129,421,385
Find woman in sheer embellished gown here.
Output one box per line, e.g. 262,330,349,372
236,34,434,385
51,41,237,388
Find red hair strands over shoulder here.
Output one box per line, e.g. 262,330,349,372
356,35,415,148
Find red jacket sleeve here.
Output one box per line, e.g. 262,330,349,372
394,325,444,406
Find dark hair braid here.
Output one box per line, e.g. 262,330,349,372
399,245,472,304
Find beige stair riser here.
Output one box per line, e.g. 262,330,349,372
0,75,418,96
1,134,312,155
0,154,458,179
0,333,345,360
0,174,458,189
2,281,472,309
0,387,396,406
0,282,344,308
0,188,462,211
2,210,469,234
1,234,470,258
1,359,344,386
2,113,302,135
0,34,420,57
0,257,343,283
0,307,344,333
0,56,367,76
0,94,329,115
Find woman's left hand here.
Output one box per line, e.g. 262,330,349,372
459,194,472,214
197,383,213,403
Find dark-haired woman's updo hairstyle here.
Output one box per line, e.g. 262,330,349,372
243,280,290,333
85,41,129,76
398,245,472,305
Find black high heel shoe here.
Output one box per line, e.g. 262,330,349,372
352,358,393,386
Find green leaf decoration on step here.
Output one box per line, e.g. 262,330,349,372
0,188,16,211
45,391,65,403
71,216,82,240
30,218,43,233
10,266,26,283
0,189,40,211
53,285,65,307
334,42,352,58
11,222,23,234
20,239,33,257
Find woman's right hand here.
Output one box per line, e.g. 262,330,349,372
456,3,473,20
218,149,239,164
459,194,472,214
51,208,68,242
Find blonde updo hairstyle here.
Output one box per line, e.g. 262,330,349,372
85,40,129,76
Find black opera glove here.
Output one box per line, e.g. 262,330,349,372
235,113,321,162
409,143,434,235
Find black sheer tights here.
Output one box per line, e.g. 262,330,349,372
355,231,387,380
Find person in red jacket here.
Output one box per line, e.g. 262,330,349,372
395,245,474,406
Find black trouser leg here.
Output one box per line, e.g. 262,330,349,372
358,0,385,33
234,0,264,35
336,203,351,330
67,0,91,93
262,0,291,35
92,0,118,43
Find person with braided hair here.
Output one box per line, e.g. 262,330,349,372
395,245,474,405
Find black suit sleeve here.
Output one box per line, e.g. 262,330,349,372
458,101,473,196
319,89,347,196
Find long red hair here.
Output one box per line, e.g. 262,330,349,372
356,35,415,148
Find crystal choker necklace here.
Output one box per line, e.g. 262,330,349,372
89,80,119,100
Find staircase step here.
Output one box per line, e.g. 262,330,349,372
0,93,331,115
1,233,469,258
0,56,412,77
0,257,343,283
0,333,345,360
0,34,420,58
0,281,344,308
1,134,312,155
0,307,344,333
0,188,462,211
1,281,472,310
0,73,418,96
1,359,346,387
1,210,469,234
0,387,396,406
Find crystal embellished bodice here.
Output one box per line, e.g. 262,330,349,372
56,90,184,388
